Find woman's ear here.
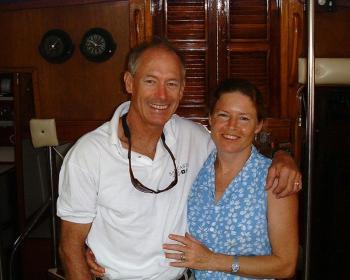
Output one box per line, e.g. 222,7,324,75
124,71,134,95
255,120,263,134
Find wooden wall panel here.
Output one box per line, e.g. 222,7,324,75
315,6,350,57
0,1,130,140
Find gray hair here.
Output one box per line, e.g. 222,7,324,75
127,36,186,77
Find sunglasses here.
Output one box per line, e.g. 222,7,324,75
121,113,178,194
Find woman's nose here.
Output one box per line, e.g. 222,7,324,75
228,117,238,129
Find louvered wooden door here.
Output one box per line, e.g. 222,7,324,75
153,0,280,119
153,0,214,125
151,0,302,154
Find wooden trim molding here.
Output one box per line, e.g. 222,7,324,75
0,0,123,10
129,0,152,48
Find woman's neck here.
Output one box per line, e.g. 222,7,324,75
214,146,252,202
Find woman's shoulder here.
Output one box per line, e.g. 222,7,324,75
252,146,272,168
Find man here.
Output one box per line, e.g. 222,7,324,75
57,37,301,280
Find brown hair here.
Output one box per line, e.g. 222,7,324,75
209,78,266,121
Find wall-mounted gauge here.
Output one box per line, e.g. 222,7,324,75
38,29,74,64
80,27,116,62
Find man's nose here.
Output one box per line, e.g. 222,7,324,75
155,84,167,99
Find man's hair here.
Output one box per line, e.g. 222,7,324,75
127,36,186,76
209,78,266,121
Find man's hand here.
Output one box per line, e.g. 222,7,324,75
266,150,302,198
86,248,105,278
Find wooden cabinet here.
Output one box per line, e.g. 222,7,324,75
145,0,305,156
0,0,130,143
0,71,36,279
0,74,15,148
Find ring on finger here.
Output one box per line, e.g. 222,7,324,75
180,254,186,261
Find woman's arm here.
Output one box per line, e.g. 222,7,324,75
163,192,299,279
237,191,299,278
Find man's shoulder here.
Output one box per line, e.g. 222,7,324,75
69,122,110,155
171,114,210,136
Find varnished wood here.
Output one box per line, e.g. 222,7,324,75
315,5,350,57
130,0,152,48
149,0,301,154
0,1,129,142
0,0,122,10
280,0,305,160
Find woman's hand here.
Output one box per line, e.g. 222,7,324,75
163,233,216,271
85,247,105,278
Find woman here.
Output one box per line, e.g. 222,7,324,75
163,78,299,279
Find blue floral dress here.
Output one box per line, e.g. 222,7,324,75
187,146,273,280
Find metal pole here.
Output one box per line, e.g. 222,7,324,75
304,0,315,279
49,146,58,268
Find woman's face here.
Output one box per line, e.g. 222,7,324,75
209,91,263,156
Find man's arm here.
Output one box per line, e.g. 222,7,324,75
59,220,92,280
266,150,302,198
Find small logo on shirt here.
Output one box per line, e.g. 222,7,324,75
169,162,188,177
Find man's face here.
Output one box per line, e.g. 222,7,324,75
125,47,185,129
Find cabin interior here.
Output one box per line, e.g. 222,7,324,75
0,0,349,279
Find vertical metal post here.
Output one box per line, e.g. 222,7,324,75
304,0,315,279
48,146,58,268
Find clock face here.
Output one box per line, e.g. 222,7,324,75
80,28,116,62
38,29,74,63
85,33,107,56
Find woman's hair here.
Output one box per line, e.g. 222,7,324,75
209,78,266,121
127,36,186,76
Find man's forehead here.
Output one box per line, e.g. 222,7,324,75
135,49,184,75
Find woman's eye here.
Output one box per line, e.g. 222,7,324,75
215,112,229,119
239,116,250,121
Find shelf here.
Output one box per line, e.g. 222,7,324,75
0,120,14,127
0,146,15,163
0,96,14,101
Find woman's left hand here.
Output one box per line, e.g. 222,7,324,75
163,233,215,270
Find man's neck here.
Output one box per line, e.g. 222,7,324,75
118,111,164,160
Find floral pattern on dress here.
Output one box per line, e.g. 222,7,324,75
188,146,273,280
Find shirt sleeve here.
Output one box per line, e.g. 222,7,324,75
57,142,99,224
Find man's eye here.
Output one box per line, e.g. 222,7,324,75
145,79,155,85
167,81,179,88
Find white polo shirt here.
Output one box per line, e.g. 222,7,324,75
57,101,214,280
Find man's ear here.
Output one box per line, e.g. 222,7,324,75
124,71,134,95
179,80,185,101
